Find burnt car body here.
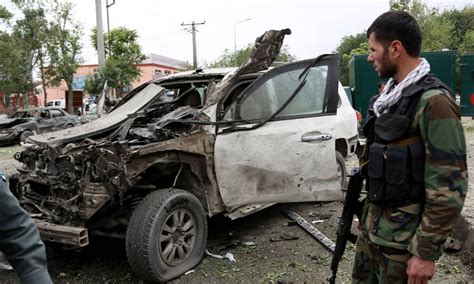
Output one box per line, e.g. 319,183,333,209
11,29,348,282
0,107,80,146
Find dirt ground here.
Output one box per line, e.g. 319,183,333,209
1,119,474,284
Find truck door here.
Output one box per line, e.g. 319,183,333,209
214,54,341,207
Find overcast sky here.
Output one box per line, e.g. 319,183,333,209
45,0,474,65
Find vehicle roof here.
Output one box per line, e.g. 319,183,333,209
152,67,237,83
16,106,62,111
151,67,277,86
13,109,38,112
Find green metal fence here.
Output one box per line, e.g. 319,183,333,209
460,55,474,116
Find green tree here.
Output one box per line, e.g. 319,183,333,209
0,5,14,97
335,33,367,85
0,5,13,21
0,32,34,96
45,0,83,113
442,6,474,54
89,27,146,97
458,29,474,55
208,44,297,68
84,72,105,96
390,0,453,51
421,15,453,51
0,2,51,109
12,4,52,105
0,0,84,112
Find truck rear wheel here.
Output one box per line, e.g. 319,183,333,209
126,188,207,282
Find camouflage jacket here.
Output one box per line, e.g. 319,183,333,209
0,178,52,283
360,87,468,261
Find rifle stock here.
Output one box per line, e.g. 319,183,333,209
328,167,364,283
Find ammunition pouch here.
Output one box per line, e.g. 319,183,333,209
374,113,411,141
367,139,425,207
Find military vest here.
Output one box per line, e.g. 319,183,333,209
363,74,452,207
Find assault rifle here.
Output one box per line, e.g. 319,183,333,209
328,167,364,283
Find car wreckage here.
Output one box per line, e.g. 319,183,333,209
0,107,80,146
10,29,357,282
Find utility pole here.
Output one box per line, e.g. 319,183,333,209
181,21,205,69
95,0,108,114
234,18,251,54
106,0,116,56
233,18,251,66
95,0,106,70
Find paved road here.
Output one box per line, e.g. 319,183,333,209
0,137,472,282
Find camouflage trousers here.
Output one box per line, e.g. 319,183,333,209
352,235,411,284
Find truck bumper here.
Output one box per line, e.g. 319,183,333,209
34,219,89,248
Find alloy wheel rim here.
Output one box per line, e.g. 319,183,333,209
159,209,196,266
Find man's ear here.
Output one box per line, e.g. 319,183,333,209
389,40,403,59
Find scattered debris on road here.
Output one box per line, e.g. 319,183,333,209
205,250,236,262
444,237,463,252
282,210,335,253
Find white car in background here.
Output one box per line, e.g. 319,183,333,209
46,99,65,109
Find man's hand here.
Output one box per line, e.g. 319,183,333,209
407,255,435,284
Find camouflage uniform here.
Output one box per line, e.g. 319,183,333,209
352,88,468,283
0,177,52,283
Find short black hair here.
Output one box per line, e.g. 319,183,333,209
367,11,422,57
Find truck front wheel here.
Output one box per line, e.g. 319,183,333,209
126,188,207,282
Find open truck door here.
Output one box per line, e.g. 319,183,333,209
215,54,341,207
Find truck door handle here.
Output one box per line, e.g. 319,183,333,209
301,132,332,142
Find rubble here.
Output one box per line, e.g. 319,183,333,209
205,250,236,262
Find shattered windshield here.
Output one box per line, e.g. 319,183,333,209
156,82,210,108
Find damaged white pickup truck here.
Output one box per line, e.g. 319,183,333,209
10,29,358,282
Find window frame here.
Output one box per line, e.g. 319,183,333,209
234,56,338,123
50,109,64,118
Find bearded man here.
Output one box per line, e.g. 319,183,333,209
352,11,468,284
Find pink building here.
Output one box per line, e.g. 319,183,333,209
38,53,185,106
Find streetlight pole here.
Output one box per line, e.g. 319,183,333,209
234,18,251,65
106,0,116,57
95,0,105,70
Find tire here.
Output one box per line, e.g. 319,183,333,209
336,151,347,192
126,188,207,282
66,124,74,128
19,130,33,143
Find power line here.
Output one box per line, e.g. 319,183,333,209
181,21,205,69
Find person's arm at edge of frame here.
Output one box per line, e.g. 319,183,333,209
0,178,52,284
407,90,468,282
